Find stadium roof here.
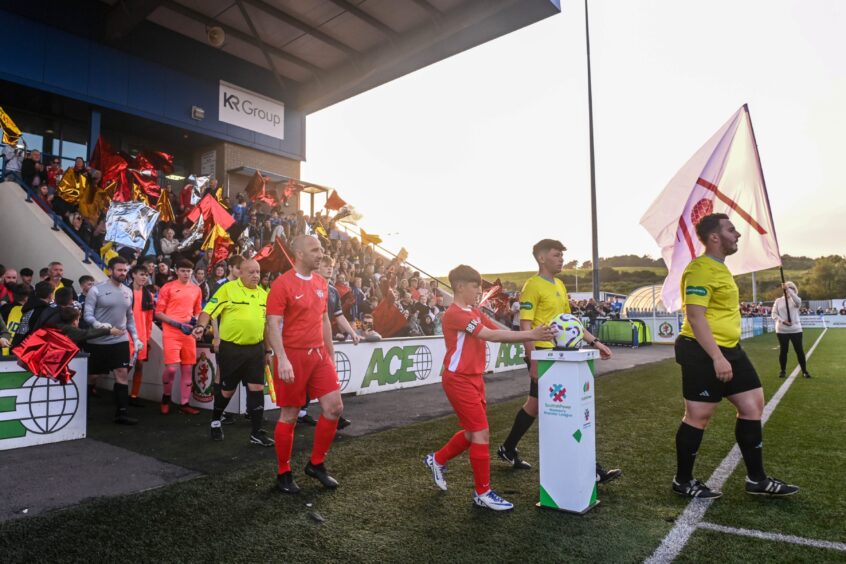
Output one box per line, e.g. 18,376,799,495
99,0,562,112
622,285,670,316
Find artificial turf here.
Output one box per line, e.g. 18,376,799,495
0,329,843,563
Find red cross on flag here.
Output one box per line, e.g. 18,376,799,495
640,105,782,312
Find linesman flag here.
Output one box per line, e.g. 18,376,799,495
640,105,782,312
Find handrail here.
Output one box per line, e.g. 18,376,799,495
1,169,106,269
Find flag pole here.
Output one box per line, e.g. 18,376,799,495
585,0,600,301
744,103,790,321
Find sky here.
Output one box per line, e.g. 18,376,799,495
302,0,846,276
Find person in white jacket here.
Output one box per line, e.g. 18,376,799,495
771,281,811,379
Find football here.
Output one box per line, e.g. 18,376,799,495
549,313,585,349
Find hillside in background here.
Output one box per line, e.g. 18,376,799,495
466,254,842,301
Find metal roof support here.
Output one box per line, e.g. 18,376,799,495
240,0,359,57
234,0,288,93
105,0,164,41
323,0,399,40
161,0,322,78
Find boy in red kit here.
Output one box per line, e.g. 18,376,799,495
155,259,202,415
424,265,555,511
265,235,344,494
128,265,155,405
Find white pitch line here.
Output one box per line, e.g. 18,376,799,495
645,329,829,564
698,522,846,553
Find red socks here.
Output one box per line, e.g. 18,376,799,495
179,365,193,405
311,416,339,465
274,421,296,474
469,442,491,495
161,366,176,395
434,431,471,465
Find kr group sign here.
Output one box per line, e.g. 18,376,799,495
219,81,285,140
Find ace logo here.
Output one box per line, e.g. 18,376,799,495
495,343,525,368
361,345,432,388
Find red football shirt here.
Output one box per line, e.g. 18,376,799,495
266,270,328,349
156,281,202,323
442,304,498,376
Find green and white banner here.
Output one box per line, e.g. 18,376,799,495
0,357,88,451
534,349,599,514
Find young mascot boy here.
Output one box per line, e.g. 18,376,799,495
423,265,555,511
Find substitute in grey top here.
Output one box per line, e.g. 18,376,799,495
84,280,138,345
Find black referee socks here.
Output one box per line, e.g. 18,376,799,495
675,422,704,483
503,408,536,453
735,418,766,482
247,390,264,434
114,382,129,413
212,387,231,422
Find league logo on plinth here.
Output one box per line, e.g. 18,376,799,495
192,352,215,403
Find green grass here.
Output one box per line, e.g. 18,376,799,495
0,329,843,562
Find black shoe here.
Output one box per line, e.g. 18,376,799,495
298,413,318,426
210,423,224,441
277,472,300,494
745,476,800,496
778,370,786,378
672,478,722,499
803,372,812,379
250,429,275,447
220,412,235,426
497,445,532,470
114,413,138,425
337,416,351,430
305,462,339,489
596,464,623,484
128,397,144,407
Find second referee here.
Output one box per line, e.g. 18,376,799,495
193,259,274,446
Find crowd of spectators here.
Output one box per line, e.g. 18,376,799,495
2,149,449,343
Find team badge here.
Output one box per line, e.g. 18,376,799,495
316,289,325,299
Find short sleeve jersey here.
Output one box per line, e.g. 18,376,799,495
519,275,571,349
442,304,498,376
203,279,268,345
679,255,741,348
156,281,202,323
266,270,328,349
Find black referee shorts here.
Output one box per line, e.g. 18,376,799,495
218,340,266,391
86,341,130,375
674,336,761,403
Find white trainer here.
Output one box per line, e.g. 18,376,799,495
473,490,514,511
423,453,448,491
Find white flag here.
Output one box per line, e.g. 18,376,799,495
640,105,781,312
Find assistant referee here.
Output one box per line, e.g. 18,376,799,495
193,259,274,446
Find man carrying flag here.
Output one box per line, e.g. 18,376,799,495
670,214,798,498
640,105,798,498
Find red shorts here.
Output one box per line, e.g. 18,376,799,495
273,346,340,408
162,327,196,365
442,371,488,432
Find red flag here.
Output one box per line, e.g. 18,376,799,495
12,328,79,384
211,236,232,271
143,150,174,174
187,194,235,231
324,190,347,211
90,136,130,201
479,278,508,311
245,171,265,200
255,239,294,274
130,169,161,199
372,296,408,338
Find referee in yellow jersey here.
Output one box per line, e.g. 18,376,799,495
193,259,274,446
497,239,621,485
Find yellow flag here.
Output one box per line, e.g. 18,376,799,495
56,167,88,204
397,247,409,262
202,223,229,251
360,228,382,246
315,224,328,238
157,188,175,224
0,106,21,146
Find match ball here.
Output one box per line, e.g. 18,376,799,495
550,313,585,349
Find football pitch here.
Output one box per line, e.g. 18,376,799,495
1,328,843,563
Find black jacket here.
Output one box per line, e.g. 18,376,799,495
11,300,60,348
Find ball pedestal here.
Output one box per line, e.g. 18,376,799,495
533,348,599,514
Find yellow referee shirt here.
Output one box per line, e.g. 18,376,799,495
519,275,571,349
679,255,741,348
203,279,267,345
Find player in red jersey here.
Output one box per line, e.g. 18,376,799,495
265,235,344,494
155,259,202,415
424,265,555,511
